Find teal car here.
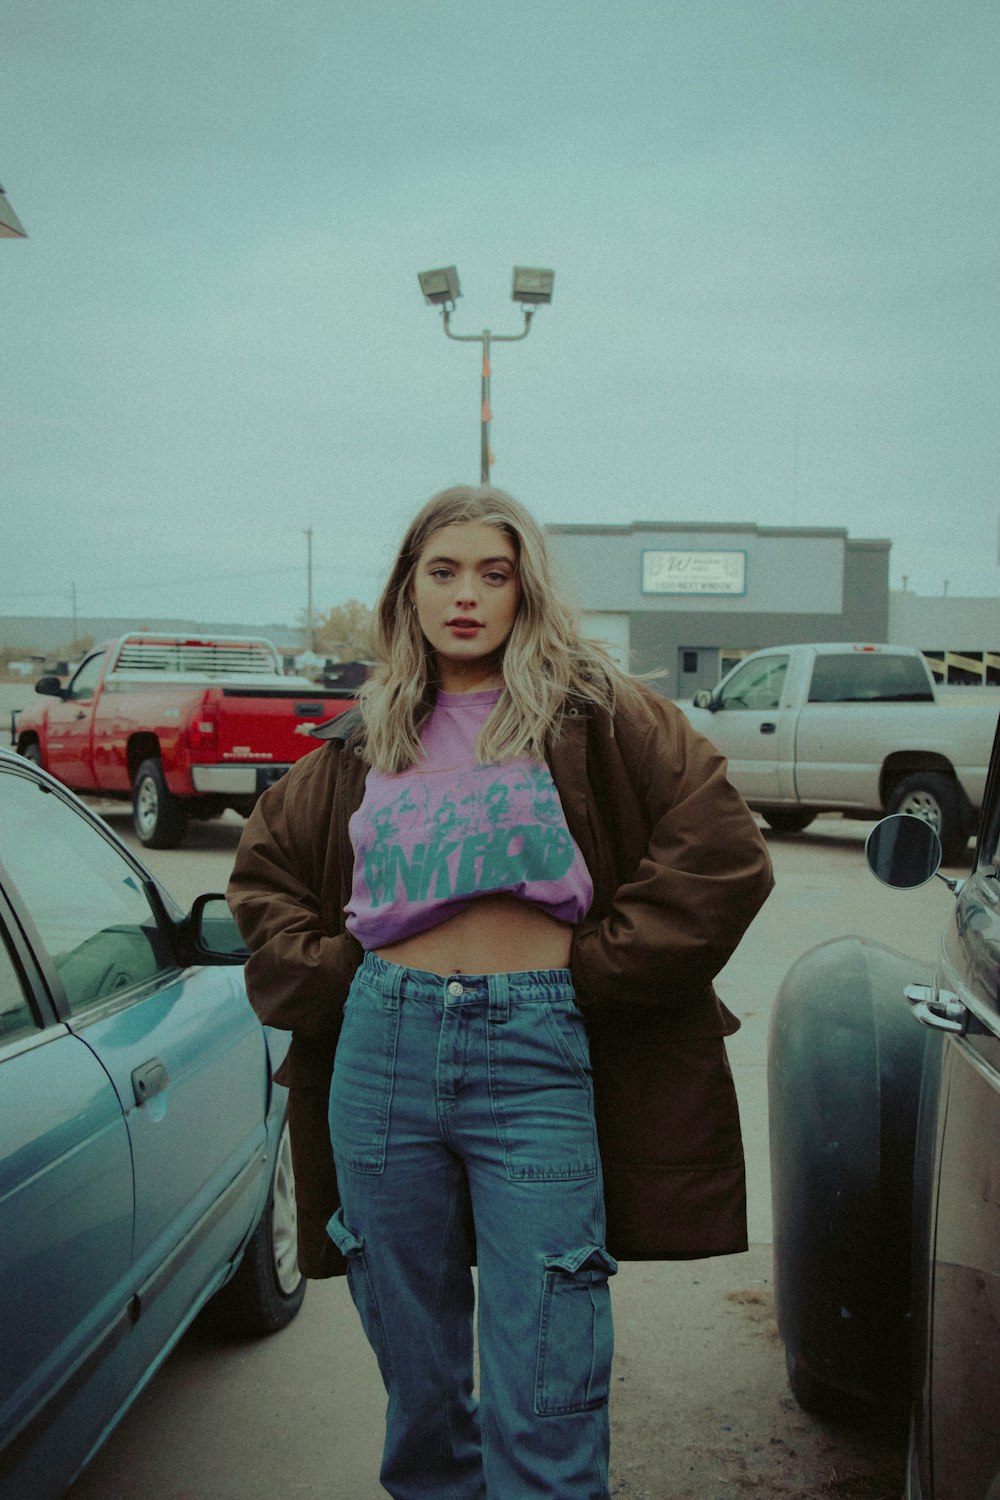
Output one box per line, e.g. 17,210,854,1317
0,748,304,1498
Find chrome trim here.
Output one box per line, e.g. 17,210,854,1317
191,764,258,794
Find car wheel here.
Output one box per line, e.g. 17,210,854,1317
762,809,816,834
887,772,968,864
770,938,928,1417
206,1120,306,1338
19,742,43,768
785,1353,870,1419
132,757,189,849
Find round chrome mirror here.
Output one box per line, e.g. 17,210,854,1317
865,813,943,889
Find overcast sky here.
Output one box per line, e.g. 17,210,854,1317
3,0,998,632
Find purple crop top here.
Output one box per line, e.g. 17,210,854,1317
346,689,594,950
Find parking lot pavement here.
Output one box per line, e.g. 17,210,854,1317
64,812,937,1498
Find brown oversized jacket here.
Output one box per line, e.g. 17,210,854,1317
226,684,774,1278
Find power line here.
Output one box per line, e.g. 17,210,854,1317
2,556,365,607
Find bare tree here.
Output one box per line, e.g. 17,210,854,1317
308,600,372,661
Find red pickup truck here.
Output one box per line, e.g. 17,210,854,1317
13,633,358,847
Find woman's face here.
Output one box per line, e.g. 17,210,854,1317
409,521,521,692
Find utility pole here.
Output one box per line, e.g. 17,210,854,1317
304,528,315,652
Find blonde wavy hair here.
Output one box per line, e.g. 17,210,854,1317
358,484,639,772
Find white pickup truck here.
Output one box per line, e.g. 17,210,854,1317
679,642,998,861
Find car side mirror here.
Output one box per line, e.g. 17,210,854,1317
187,893,249,962
34,675,65,697
865,814,943,888
692,689,715,710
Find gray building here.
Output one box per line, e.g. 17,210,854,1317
547,521,891,696
3,528,996,688
889,593,1000,686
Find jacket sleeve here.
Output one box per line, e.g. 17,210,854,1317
226,744,363,1040
570,692,774,1013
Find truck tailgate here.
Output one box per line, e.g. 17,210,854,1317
214,688,354,763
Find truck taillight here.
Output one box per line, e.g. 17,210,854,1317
188,720,218,750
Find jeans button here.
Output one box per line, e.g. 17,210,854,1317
447,980,464,998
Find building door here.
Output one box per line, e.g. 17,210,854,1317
582,613,630,671
677,647,719,697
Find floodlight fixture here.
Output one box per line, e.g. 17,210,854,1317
0,185,26,239
418,265,461,306
511,266,553,305
417,262,554,483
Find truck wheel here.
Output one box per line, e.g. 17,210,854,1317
887,772,968,864
132,758,189,849
19,742,43,768
204,1120,305,1337
762,809,816,834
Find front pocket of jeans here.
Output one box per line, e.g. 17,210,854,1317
328,989,399,1174
541,999,593,1086
534,1246,617,1415
488,1008,598,1182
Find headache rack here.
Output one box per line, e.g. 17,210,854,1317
110,634,282,678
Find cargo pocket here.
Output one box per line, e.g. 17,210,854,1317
534,1245,617,1415
327,1209,393,1386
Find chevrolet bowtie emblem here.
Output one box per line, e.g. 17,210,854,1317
294,722,317,735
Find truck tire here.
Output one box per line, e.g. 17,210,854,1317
204,1120,305,1337
132,758,189,849
887,772,968,864
762,809,816,834
19,742,43,768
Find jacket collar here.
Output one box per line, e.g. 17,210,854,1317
310,705,362,742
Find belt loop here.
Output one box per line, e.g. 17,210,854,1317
487,972,510,1024
382,959,402,1011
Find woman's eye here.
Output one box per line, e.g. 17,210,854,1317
429,567,453,581
484,570,511,585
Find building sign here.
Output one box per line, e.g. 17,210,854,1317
641,549,747,596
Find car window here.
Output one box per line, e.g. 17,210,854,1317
0,931,37,1044
0,773,176,1015
65,652,105,702
981,785,1000,870
807,653,934,703
719,655,788,711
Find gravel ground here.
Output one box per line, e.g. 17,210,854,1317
607,1248,905,1500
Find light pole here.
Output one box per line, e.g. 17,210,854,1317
418,265,554,484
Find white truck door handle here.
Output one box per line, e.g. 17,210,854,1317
759,722,776,735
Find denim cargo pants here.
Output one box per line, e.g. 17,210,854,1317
328,951,617,1499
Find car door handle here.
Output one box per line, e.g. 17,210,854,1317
759,722,776,735
904,983,967,1034
132,1058,169,1106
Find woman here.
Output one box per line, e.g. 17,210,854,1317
227,485,773,1500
